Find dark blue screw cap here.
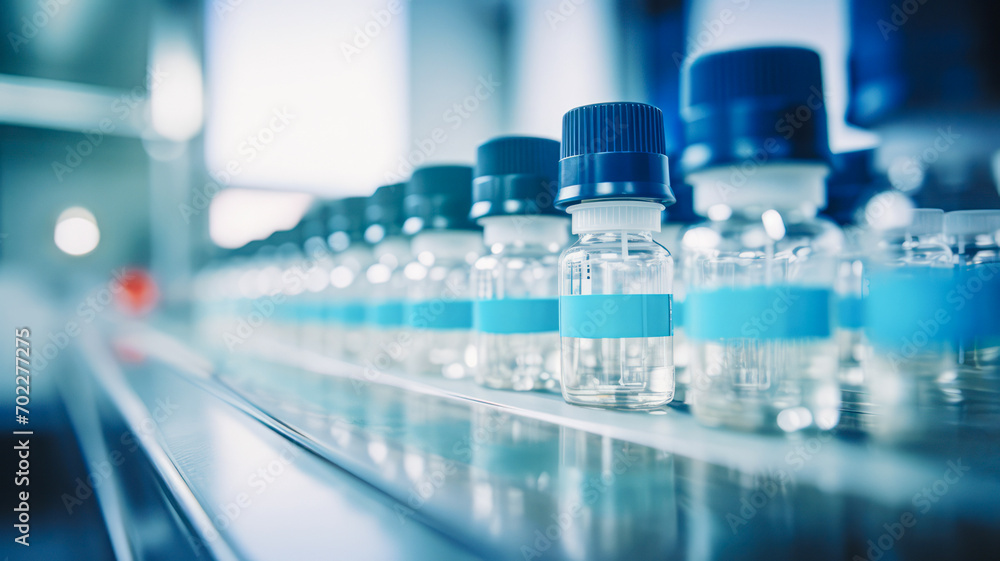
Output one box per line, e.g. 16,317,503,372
682,46,830,174
847,0,1000,127
404,165,478,234
824,149,884,226
327,197,369,243
470,136,564,220
555,102,674,209
366,182,407,240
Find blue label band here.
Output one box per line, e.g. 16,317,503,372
341,303,367,325
559,294,672,339
836,295,864,329
685,286,832,340
368,301,406,327
325,303,341,323
407,299,474,330
297,303,325,322
271,303,297,321
475,298,559,334
959,265,1000,339
865,265,1000,347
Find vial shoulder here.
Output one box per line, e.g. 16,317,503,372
684,217,844,257
561,238,672,264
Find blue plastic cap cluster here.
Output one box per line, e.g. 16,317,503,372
404,165,478,234
682,46,830,173
326,197,369,242
824,149,881,225
300,203,329,242
555,102,675,209
366,182,407,238
470,136,563,220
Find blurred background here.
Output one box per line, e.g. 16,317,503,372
2,0,999,559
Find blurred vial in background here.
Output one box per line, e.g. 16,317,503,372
825,149,888,432
862,204,955,440
364,183,413,369
470,136,567,392
556,102,676,410
270,228,308,346
833,222,869,433
848,0,1000,211
652,170,698,405
246,241,281,344
325,197,375,361
403,165,482,379
681,47,844,433
295,204,334,354
194,245,245,348
944,210,1000,429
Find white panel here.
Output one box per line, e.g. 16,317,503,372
205,0,409,195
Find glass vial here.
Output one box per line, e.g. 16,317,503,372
555,102,677,409
363,183,413,369
944,210,1000,430
402,165,482,378
324,197,374,361
471,136,566,391
862,206,955,440
681,47,844,432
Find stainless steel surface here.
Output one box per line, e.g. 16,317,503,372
94,323,1000,560
68,326,482,561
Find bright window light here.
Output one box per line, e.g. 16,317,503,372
509,0,620,138
204,0,408,194
209,189,313,248
54,207,100,256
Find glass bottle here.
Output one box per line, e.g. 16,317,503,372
471,136,566,391
556,102,677,409
403,165,482,378
944,210,1000,430
324,197,374,361
681,47,844,432
863,206,955,440
364,183,412,370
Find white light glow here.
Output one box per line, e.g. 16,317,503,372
366,263,392,284
864,190,914,231
417,251,435,267
707,204,732,222
54,207,100,256
209,189,313,249
404,262,427,281
762,209,787,241
330,266,355,289
681,227,722,251
777,407,813,432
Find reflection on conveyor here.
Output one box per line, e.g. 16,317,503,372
216,358,1000,561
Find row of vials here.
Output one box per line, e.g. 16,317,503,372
194,47,1000,440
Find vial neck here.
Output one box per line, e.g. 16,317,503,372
688,163,828,221
374,236,412,262
480,215,570,248
412,229,482,262
579,231,654,243
568,200,664,235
